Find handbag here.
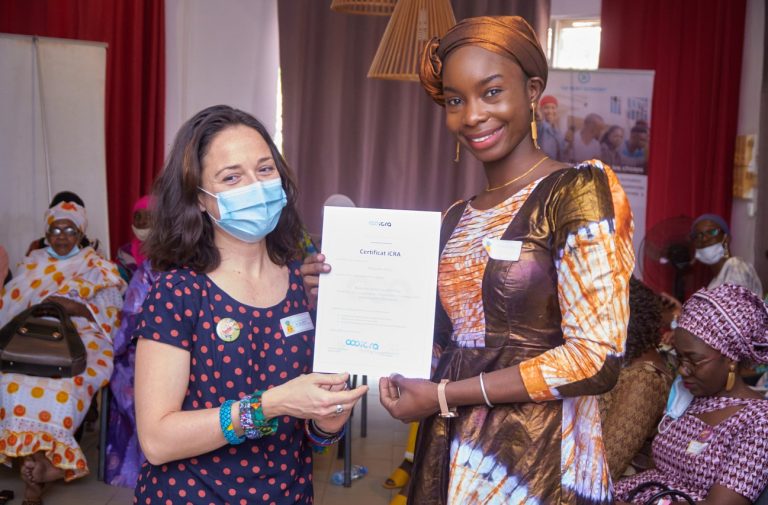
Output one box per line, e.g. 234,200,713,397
625,481,696,505
0,301,86,377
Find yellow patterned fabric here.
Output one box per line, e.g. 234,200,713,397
0,247,125,481
410,161,635,505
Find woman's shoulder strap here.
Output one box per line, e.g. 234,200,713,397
440,200,468,254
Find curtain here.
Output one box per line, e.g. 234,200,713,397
600,0,746,233
164,0,279,156
278,0,549,236
756,1,768,287
0,0,165,258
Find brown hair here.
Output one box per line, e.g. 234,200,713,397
144,105,304,272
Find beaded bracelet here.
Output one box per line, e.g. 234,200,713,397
239,396,260,439
304,419,345,447
248,390,278,438
219,399,245,445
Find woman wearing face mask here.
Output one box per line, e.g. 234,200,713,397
614,284,768,504
0,201,126,504
24,192,98,257
691,214,762,296
133,105,367,505
303,17,635,504
115,195,153,283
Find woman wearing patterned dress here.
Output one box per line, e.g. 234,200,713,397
0,201,125,505
615,284,768,504
303,16,634,505
133,105,367,505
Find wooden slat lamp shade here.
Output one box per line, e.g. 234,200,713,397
367,0,456,81
330,0,397,16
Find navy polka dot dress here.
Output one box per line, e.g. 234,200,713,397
133,261,315,505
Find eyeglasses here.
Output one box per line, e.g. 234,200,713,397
690,228,722,241
668,353,719,375
48,226,79,237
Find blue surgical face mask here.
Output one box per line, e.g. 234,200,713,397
659,375,694,433
46,245,81,260
199,178,287,243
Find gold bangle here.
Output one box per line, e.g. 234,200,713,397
437,379,458,418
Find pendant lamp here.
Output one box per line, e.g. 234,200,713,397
367,0,456,81
330,0,397,16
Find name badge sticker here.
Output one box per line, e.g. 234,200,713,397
280,312,314,337
482,237,523,261
686,439,709,456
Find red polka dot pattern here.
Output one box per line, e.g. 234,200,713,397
133,262,315,504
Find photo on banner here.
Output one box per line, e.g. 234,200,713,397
539,68,655,269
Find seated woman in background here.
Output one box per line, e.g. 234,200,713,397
0,201,125,505
115,195,152,283
692,213,762,296
599,277,673,481
614,284,768,504
25,192,97,256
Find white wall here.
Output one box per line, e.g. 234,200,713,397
730,0,764,264
550,0,600,18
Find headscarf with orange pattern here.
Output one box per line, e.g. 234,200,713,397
44,201,88,233
419,16,548,106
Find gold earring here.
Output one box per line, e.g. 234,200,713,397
725,362,736,391
454,140,460,163
530,102,540,150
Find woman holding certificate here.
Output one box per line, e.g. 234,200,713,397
304,16,634,505
132,105,367,505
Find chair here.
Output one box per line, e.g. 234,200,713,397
335,375,368,487
96,385,110,481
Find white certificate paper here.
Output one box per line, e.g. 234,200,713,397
313,206,441,379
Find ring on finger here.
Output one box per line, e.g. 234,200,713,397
334,404,344,416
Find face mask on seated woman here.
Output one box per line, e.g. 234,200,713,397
694,242,725,265
46,244,80,260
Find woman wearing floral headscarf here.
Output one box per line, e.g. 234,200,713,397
0,201,125,504
615,284,768,504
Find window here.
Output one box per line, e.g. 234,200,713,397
548,18,601,70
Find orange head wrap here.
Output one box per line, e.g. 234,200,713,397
419,16,548,106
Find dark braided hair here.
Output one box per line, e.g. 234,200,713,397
624,276,663,364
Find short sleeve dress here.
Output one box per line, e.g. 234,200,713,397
132,260,316,505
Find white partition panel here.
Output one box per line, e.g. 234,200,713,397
0,34,108,270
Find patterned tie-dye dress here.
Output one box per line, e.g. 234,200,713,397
0,247,125,481
409,161,635,504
